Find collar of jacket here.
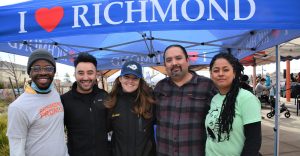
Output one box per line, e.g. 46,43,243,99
71,81,100,97
24,81,37,94
117,86,138,98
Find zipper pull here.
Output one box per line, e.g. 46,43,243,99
90,107,92,112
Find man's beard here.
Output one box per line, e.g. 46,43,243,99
170,65,182,77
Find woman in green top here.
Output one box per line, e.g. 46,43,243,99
206,53,262,156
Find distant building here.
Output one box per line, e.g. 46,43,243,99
0,61,29,87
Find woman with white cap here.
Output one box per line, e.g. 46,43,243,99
105,61,156,156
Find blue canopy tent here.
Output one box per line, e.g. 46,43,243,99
1,0,300,155
241,38,300,66
4,29,300,70
1,0,300,70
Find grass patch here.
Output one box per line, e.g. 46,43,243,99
0,99,7,107
0,99,9,114
0,114,9,156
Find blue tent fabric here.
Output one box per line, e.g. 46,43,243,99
1,0,300,70
0,30,298,70
1,0,300,41
1,1,300,155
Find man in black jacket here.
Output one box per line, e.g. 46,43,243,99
61,53,110,156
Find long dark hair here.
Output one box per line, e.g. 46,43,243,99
209,53,244,141
104,77,155,119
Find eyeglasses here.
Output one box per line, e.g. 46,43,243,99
31,66,55,73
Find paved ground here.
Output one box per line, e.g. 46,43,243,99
260,98,300,156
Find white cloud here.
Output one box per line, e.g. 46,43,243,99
0,0,30,7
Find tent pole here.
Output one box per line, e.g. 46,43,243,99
252,65,256,91
286,60,291,102
274,45,280,156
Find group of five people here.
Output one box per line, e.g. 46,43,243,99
6,45,262,156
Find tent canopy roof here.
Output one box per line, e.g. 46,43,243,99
1,0,300,70
241,38,300,66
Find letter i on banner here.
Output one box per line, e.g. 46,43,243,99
19,11,28,33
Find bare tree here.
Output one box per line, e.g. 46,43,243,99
64,73,72,83
0,55,23,97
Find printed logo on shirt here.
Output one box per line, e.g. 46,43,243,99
93,98,103,104
207,106,229,142
112,113,120,118
39,102,63,118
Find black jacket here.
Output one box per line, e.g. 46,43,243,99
109,90,156,156
61,83,110,156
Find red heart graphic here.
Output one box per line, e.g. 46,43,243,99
271,29,281,38
188,51,199,62
35,6,64,32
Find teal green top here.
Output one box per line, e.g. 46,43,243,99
205,89,261,156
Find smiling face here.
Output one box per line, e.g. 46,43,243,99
119,74,140,93
164,47,190,82
210,58,236,94
75,62,97,94
29,60,55,90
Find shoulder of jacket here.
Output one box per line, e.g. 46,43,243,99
155,78,168,87
61,90,73,98
195,74,211,81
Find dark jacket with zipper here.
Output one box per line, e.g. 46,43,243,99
109,90,156,156
61,83,110,156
